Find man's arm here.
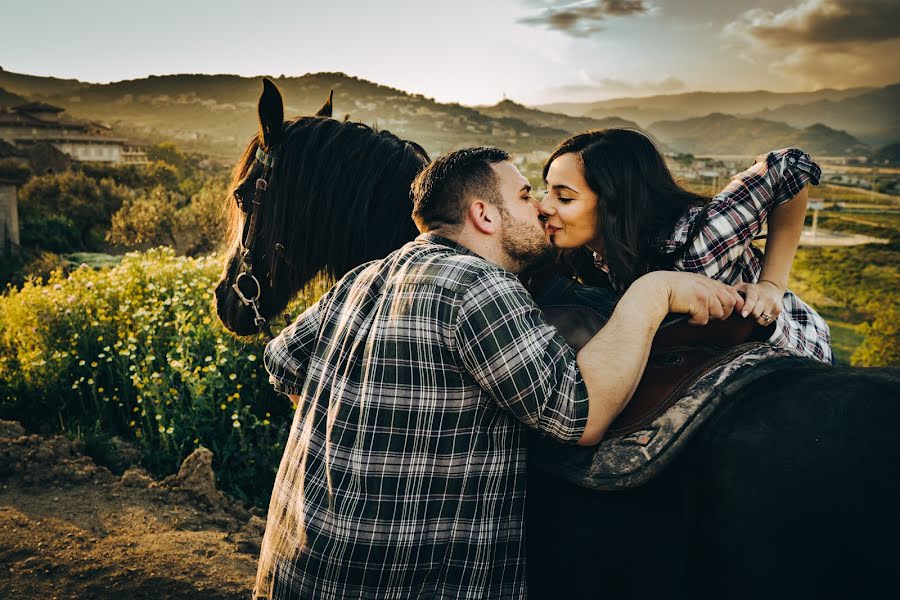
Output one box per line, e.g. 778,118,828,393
263,290,331,398
574,271,743,445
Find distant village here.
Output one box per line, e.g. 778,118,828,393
0,101,148,168
0,102,150,254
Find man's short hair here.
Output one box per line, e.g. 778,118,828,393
411,147,510,232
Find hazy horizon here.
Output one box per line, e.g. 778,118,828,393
2,0,898,106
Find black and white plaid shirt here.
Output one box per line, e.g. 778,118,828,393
263,233,589,599
659,148,833,363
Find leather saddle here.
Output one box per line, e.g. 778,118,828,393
534,276,757,438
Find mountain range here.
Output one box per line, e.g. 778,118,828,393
0,68,895,160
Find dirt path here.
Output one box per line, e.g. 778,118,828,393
0,421,261,599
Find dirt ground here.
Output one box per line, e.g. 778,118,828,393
0,420,263,599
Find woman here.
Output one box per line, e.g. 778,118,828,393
538,128,833,364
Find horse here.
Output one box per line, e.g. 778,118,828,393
214,80,900,599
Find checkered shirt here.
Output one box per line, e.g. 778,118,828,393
263,233,589,599
660,147,833,363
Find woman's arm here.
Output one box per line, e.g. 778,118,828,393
736,184,809,323
760,183,808,290
676,148,820,283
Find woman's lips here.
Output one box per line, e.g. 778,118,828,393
546,224,561,235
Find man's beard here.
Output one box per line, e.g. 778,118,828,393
499,209,554,272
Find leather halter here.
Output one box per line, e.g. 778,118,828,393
233,146,277,339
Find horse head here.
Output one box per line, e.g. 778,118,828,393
214,78,430,336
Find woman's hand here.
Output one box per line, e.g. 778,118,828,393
734,280,784,326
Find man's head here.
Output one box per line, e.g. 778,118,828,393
411,147,552,272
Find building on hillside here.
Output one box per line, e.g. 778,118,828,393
0,102,149,165
0,178,19,256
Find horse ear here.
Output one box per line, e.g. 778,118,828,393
316,90,333,117
258,78,284,149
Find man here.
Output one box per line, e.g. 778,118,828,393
257,147,743,599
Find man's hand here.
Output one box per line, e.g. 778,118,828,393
575,271,743,446
633,271,744,325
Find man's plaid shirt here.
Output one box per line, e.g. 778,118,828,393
659,147,833,363
263,233,589,599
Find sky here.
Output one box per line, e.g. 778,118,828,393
1,0,898,105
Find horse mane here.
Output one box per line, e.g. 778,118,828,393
225,116,430,298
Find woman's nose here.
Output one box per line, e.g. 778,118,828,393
539,201,555,216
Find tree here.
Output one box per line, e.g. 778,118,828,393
144,160,182,192
146,142,191,174
19,170,128,250
176,178,228,255
852,305,900,367
108,186,180,248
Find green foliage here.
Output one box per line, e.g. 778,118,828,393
144,160,182,191
791,241,900,366
19,170,129,251
108,186,180,248
146,142,192,174
107,177,227,254
852,305,900,367
0,247,332,505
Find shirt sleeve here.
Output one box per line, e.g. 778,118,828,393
676,148,821,278
263,291,330,396
454,269,589,444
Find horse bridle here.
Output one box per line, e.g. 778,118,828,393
232,146,278,339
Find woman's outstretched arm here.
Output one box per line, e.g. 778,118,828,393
736,183,809,324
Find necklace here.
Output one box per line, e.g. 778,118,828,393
592,251,610,273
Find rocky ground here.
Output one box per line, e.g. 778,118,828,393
0,420,263,599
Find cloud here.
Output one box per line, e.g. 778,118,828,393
519,0,652,37
728,0,900,46
724,0,900,87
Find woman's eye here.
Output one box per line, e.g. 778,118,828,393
559,197,573,204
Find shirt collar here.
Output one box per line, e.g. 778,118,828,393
415,232,481,258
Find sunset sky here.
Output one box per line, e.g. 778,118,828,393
3,0,898,105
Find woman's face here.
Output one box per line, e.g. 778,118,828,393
540,152,602,251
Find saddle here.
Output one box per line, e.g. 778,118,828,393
543,305,757,437
527,274,800,490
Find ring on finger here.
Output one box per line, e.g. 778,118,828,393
761,313,772,321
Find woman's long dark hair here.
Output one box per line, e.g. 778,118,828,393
542,129,709,289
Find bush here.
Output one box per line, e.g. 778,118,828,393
19,170,129,251
0,247,331,505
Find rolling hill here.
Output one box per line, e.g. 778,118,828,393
536,87,876,126
0,70,581,159
0,68,892,160
647,113,868,156
746,84,900,147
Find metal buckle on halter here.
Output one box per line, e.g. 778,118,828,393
233,272,261,304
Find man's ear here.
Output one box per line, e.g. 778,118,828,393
468,200,499,235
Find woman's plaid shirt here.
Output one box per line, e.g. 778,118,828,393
263,233,589,599
660,148,833,363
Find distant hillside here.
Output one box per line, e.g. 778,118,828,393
872,143,900,166
0,70,578,159
648,113,868,156
747,84,900,147
538,87,875,126
0,69,891,161
0,86,26,106
474,99,639,135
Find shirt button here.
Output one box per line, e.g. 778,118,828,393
788,157,796,165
